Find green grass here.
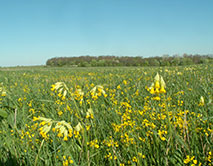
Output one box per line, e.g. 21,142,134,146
0,64,212,166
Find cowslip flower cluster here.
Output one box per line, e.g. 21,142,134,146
62,156,74,166
183,155,199,165
148,73,166,95
0,83,6,96
53,121,73,141
33,116,82,141
90,85,107,100
51,82,68,100
87,139,99,149
198,96,205,106
86,108,94,119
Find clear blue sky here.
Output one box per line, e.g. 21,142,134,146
0,0,213,66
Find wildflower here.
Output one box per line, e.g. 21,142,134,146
123,80,127,85
159,86,166,93
193,160,197,164
55,120,73,141
86,108,94,119
33,116,40,121
148,73,166,95
86,125,91,131
90,85,106,99
154,73,160,89
132,156,138,162
0,83,6,96
184,155,191,164
153,96,161,101
158,130,167,141
75,122,83,132
51,82,68,98
198,96,204,106
87,139,99,149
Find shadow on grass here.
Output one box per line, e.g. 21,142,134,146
0,152,19,166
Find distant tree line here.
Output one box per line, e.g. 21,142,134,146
46,54,213,67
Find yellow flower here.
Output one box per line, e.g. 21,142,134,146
52,82,68,98
150,87,155,94
90,85,106,97
184,155,191,164
86,108,94,119
75,122,83,132
153,96,160,101
33,116,40,121
148,73,166,95
199,96,204,106
0,84,6,96
154,73,160,82
155,81,160,89
132,156,138,162
160,87,166,93
64,136,68,141
160,76,166,88
193,160,197,164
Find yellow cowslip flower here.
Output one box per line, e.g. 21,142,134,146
63,130,68,141
184,155,191,164
54,120,73,140
94,144,99,148
86,108,94,119
154,73,160,88
0,84,6,96
77,88,84,96
158,130,167,141
148,83,154,90
160,87,166,93
51,84,56,91
58,111,63,116
34,117,73,141
86,112,90,119
1,91,6,96
74,131,80,138
148,73,166,95
160,76,166,88
154,73,160,82
86,125,91,131
68,129,73,137
40,123,52,134
150,88,155,95
155,81,160,89
33,116,40,121
132,156,138,162
88,139,99,149
199,96,204,106
193,160,197,164
51,82,68,98
123,80,127,85
155,88,160,94
75,122,83,132
90,85,106,97
153,96,160,101
207,151,212,162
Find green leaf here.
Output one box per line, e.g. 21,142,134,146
0,109,8,118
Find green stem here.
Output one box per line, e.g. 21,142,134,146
34,139,44,166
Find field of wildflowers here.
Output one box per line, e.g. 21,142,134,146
0,64,212,166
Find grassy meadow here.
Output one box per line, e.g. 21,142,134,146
0,64,212,166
